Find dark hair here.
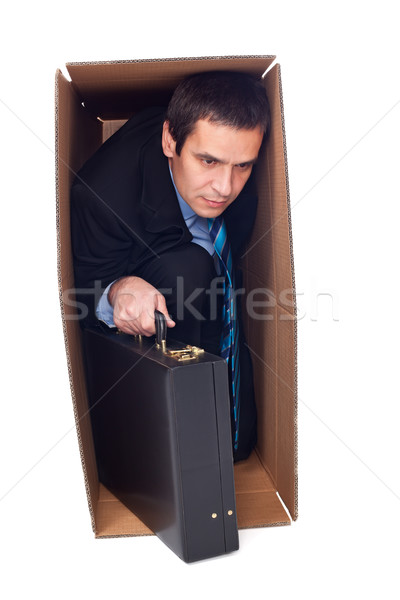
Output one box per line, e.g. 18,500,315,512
166,71,270,155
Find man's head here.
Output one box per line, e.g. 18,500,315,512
162,71,270,218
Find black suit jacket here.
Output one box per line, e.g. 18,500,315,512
70,107,258,325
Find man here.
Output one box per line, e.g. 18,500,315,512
71,71,270,461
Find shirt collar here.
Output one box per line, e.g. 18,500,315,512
169,165,196,221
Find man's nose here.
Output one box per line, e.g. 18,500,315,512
212,167,233,198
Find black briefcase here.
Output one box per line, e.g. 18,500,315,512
83,312,239,563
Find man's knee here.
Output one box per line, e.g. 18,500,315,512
162,245,218,321
140,244,215,294
164,244,215,289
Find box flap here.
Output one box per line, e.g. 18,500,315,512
66,55,276,120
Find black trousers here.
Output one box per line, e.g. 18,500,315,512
135,242,257,462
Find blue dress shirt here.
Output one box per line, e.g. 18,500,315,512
96,168,215,326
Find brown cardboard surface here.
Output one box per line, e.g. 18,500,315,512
243,64,295,314
232,450,291,528
235,493,290,529
56,55,297,538
56,69,103,532
66,56,275,120
96,484,153,537
241,64,298,520
102,119,127,143
234,449,275,493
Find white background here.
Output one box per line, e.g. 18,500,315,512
1,1,399,597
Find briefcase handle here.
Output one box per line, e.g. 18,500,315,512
154,309,167,349
115,311,169,351
154,310,205,362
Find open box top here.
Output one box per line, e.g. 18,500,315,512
55,55,298,537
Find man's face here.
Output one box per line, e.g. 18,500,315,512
162,119,264,218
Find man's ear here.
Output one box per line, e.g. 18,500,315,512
162,121,176,158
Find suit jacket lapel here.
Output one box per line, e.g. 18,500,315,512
140,132,192,243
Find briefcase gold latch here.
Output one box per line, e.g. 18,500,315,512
164,345,205,362
154,310,204,361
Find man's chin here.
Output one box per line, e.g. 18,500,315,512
195,198,231,218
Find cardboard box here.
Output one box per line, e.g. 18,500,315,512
55,55,298,538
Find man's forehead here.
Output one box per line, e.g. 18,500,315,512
190,117,263,137
187,118,264,163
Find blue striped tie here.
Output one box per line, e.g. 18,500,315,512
208,216,240,451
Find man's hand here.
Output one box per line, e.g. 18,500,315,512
108,276,175,336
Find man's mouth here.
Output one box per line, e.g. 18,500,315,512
203,198,228,208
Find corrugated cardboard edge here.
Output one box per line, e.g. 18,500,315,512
54,69,97,533
66,54,276,67
239,521,290,530
94,520,290,539
95,533,152,539
277,65,299,521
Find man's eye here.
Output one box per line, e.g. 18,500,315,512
237,163,251,170
202,159,216,166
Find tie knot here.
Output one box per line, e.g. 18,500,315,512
207,216,226,243
207,215,223,229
